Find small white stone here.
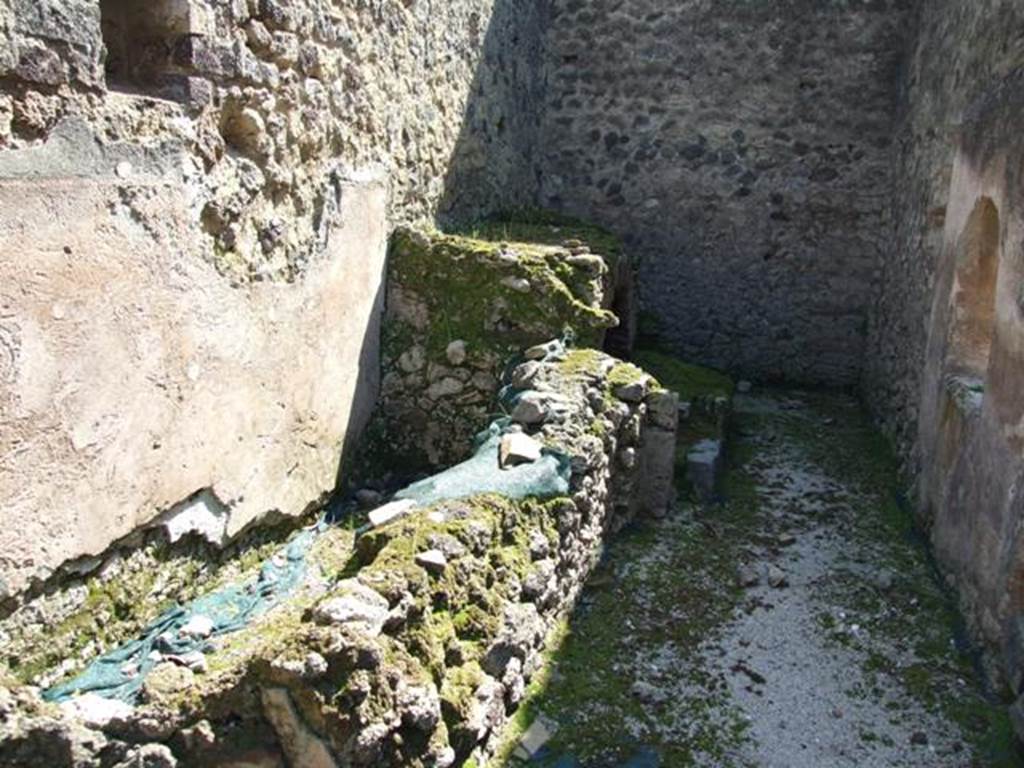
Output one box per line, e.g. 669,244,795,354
180,614,215,638
511,392,549,425
172,651,209,674
61,693,134,728
368,498,417,528
499,432,543,469
766,564,788,588
445,339,468,365
427,377,464,399
312,580,390,636
501,276,531,293
415,549,448,574
115,161,133,178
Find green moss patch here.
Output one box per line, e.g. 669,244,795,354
389,228,616,362
451,209,623,269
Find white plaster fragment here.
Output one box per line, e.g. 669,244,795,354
156,489,230,546
61,693,134,728
368,498,417,528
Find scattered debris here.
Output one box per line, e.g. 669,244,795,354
766,564,788,588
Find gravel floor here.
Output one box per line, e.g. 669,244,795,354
707,392,966,767
498,389,1015,767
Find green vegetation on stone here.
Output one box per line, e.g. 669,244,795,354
452,208,624,268
632,348,733,403
388,228,616,362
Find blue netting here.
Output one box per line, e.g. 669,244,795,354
43,528,317,703
44,404,570,704
395,418,571,508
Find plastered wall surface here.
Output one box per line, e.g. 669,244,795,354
0,0,547,597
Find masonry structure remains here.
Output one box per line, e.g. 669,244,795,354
4,0,1024,759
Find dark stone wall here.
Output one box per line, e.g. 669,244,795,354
539,0,912,385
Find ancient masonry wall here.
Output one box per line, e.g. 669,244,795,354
863,0,1024,469
0,0,547,600
864,0,1024,689
0,348,680,768
538,0,912,385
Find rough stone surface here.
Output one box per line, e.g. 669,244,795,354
540,0,913,385
311,579,390,637
0,345,677,768
366,223,622,473
261,687,337,768
498,432,543,469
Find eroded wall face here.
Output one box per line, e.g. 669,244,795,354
864,0,1024,467
540,0,911,385
864,0,1024,684
0,0,547,598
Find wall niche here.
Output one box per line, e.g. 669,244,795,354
946,196,1001,385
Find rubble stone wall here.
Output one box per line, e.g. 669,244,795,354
538,0,912,385
370,220,623,475
0,347,680,768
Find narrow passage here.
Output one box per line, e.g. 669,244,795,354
496,389,1014,767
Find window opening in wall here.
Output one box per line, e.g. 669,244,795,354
100,0,194,95
946,196,1001,391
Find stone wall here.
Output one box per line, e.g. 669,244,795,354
0,0,547,600
539,0,911,385
369,219,622,476
863,0,1024,688
864,0,1024,469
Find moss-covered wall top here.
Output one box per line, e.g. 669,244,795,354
362,216,625,474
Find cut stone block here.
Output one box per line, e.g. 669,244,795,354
368,499,417,529
687,439,723,502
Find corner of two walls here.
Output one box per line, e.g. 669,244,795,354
0,0,547,603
